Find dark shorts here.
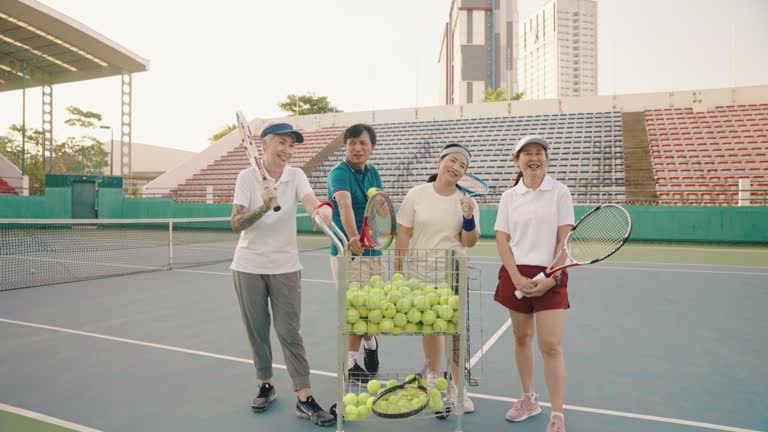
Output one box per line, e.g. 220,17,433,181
494,265,570,314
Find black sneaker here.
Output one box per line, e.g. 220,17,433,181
250,382,276,412
363,336,380,375
347,361,371,384
296,395,335,427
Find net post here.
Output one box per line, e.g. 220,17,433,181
169,220,174,269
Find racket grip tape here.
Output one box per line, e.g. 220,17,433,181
514,271,549,299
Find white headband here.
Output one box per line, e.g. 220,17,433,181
439,146,471,163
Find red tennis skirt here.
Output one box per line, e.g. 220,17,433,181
494,265,570,314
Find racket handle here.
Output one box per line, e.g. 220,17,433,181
273,204,281,212
514,271,547,299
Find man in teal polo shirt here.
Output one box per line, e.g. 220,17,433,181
328,123,384,384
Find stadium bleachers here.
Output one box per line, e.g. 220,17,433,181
169,126,345,203
645,104,768,205
0,178,18,195
309,112,625,205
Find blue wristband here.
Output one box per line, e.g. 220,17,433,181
462,215,476,231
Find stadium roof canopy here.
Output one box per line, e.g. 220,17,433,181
0,0,149,93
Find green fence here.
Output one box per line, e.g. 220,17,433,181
1,191,766,244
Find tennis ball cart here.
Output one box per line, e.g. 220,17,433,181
316,216,470,432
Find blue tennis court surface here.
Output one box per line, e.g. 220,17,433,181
1,245,766,432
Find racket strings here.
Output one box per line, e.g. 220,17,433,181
365,196,394,247
568,207,630,263
457,177,489,196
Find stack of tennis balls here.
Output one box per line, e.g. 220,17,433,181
342,391,372,420
345,273,462,336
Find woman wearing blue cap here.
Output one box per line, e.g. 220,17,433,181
494,135,574,432
230,121,336,426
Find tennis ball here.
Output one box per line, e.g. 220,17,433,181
357,404,371,419
353,321,368,335
434,377,448,392
343,392,358,407
390,326,403,336
433,318,448,332
381,303,397,318
367,379,381,394
367,321,379,336
428,397,444,410
367,187,379,198
421,310,437,326
448,295,460,309
346,308,360,324
344,404,358,419
357,392,370,406
393,312,408,328
31,268,37,273
429,388,441,401
438,304,454,320
386,379,399,388
379,318,394,333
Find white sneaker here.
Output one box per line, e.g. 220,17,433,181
449,381,475,413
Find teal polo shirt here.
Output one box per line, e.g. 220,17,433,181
327,160,384,256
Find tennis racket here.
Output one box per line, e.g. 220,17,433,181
359,188,396,250
514,204,632,299
456,173,489,213
235,111,280,212
371,364,431,419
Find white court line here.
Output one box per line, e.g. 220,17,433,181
0,402,103,432
468,318,510,368
0,318,761,432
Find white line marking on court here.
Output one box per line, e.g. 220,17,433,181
0,402,103,432
467,394,762,432
468,318,510,368
1,318,759,432
0,318,336,378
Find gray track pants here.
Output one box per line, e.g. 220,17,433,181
232,270,310,392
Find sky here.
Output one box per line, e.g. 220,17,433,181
1,0,766,153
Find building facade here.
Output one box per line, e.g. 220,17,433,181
438,0,519,104
518,0,597,100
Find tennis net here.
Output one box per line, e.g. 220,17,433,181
1,216,329,291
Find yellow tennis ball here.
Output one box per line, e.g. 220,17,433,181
367,187,378,198
31,268,37,273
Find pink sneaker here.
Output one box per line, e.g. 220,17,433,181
546,413,565,432
505,393,542,422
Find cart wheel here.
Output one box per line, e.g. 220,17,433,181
434,406,452,420
329,401,338,419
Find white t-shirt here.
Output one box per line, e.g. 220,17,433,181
494,175,574,267
397,183,480,284
230,166,313,274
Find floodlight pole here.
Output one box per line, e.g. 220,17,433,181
21,62,27,176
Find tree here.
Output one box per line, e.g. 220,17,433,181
278,93,342,116
481,88,525,102
0,105,109,195
209,124,236,144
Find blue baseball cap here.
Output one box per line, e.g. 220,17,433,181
259,122,304,143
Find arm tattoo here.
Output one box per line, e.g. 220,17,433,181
231,204,269,232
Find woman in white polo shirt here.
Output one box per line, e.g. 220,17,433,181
494,135,575,432
230,122,335,427
394,143,480,413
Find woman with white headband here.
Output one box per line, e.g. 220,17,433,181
394,143,480,413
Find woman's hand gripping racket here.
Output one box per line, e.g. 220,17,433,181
235,111,280,212
359,188,396,250
456,173,489,213
515,204,632,299
371,363,431,419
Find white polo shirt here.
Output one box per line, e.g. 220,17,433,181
494,175,574,267
230,166,313,275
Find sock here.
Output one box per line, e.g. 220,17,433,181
347,352,359,369
551,411,564,419
523,392,536,401
363,337,377,350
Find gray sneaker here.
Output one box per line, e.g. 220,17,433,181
296,395,335,427
250,383,276,412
